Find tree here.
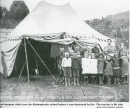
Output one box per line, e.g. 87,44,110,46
0,6,3,19
116,28,122,38
9,0,29,20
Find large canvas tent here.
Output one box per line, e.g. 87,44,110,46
0,1,115,78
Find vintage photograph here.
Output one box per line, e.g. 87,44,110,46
0,0,129,103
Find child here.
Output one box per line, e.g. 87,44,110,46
104,50,109,59
88,48,92,55
82,53,91,85
90,53,98,84
104,55,113,85
108,48,116,59
61,52,72,86
120,51,129,84
97,53,104,84
112,53,121,84
72,53,81,86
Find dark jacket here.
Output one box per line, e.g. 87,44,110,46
112,58,121,67
72,58,81,70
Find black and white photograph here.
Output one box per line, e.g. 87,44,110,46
0,0,129,106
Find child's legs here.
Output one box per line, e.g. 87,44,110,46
91,75,94,84
122,76,125,83
99,74,103,84
63,67,68,85
109,75,112,84
114,76,116,84
116,76,120,84
76,70,80,85
79,69,82,82
67,67,72,85
83,74,88,84
94,75,97,83
105,75,111,84
64,77,68,85
60,69,64,82
73,70,76,85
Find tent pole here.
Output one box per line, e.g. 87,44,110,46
24,38,30,82
19,61,26,78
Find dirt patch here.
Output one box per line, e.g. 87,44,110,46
0,76,129,102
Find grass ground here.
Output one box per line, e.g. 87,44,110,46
0,75,129,102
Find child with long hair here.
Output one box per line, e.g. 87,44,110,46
120,51,129,84
112,53,121,84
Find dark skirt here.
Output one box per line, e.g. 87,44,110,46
113,68,121,77
63,67,72,77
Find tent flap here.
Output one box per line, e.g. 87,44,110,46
1,40,21,77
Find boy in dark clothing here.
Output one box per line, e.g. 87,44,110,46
72,53,81,86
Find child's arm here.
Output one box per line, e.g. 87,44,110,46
61,58,64,69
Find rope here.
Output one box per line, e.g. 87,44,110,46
26,39,57,82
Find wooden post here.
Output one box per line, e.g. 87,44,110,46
19,61,26,78
24,38,30,82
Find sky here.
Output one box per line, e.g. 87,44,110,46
1,0,130,20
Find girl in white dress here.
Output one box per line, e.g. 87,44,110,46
82,53,91,85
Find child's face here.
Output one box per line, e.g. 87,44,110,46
111,49,116,53
91,55,95,59
115,53,119,58
65,54,69,58
104,51,108,55
99,55,103,58
122,51,127,56
74,53,78,58
88,49,92,53
106,55,111,60
85,54,89,58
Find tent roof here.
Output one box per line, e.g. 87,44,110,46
9,1,110,40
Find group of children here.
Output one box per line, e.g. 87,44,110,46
58,46,129,86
